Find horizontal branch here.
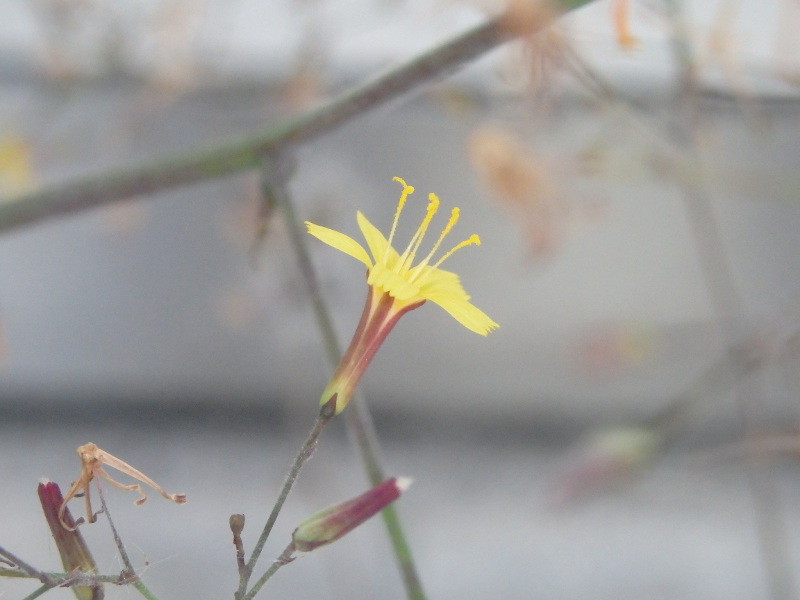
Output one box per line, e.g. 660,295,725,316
0,1,593,234
0,546,53,586
0,566,132,586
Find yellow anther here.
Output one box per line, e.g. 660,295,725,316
386,177,415,259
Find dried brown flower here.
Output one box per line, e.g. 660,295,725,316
59,443,186,531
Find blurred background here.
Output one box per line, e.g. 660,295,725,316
2,1,800,599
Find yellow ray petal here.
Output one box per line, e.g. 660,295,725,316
356,211,394,267
415,267,470,301
306,221,372,268
424,291,499,336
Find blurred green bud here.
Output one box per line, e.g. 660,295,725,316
550,426,661,507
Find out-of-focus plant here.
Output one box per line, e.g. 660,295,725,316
18,0,792,599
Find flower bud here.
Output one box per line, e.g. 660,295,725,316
550,426,660,507
292,477,411,552
229,513,245,537
38,480,103,600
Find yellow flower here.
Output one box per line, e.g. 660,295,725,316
306,176,498,416
307,176,498,335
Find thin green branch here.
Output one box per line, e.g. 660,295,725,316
235,414,332,600
243,543,296,600
95,482,161,600
0,567,34,579
0,1,594,234
0,544,130,599
0,567,136,585
21,583,51,600
0,546,53,586
344,392,426,597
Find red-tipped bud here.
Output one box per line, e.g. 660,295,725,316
38,480,104,600
292,477,411,552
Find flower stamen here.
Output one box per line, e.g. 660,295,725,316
432,234,481,270
409,206,461,284
399,193,439,272
385,177,415,260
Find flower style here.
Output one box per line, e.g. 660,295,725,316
306,176,498,416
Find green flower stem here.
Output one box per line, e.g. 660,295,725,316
262,159,427,600
95,482,161,600
0,546,52,585
0,568,35,579
129,580,160,600
235,414,332,600
0,0,594,234
242,543,296,600
0,567,133,585
21,583,52,600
